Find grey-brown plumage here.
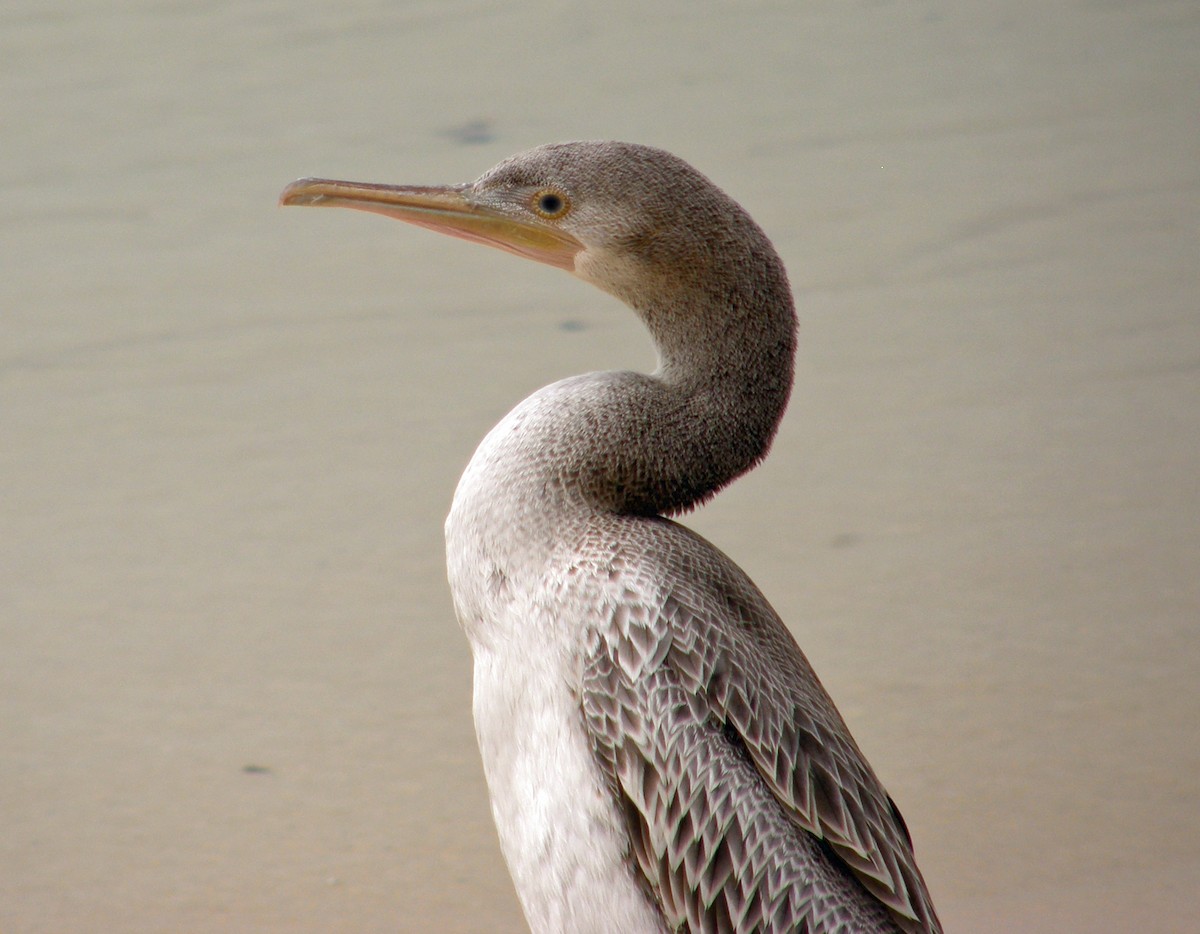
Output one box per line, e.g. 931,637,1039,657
281,141,941,933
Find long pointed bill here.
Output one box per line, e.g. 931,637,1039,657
279,178,583,272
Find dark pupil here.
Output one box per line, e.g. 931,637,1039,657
539,193,563,214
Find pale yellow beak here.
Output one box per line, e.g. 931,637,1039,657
279,178,583,272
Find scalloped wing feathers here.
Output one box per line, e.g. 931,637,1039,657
578,522,941,934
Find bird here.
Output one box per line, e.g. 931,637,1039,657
280,141,941,934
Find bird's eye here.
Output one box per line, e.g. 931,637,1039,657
533,190,569,218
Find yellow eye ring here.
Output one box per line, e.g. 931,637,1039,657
532,189,570,218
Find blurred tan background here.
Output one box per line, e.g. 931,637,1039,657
3,1,1198,931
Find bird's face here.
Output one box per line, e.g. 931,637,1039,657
280,141,734,308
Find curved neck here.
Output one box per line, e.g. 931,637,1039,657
445,249,796,645
558,250,797,518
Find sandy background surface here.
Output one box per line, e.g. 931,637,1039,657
4,1,1198,931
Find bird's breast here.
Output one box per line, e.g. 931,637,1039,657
444,395,669,931
469,601,667,934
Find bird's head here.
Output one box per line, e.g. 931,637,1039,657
280,141,780,318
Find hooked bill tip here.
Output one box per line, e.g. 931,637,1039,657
279,178,327,207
